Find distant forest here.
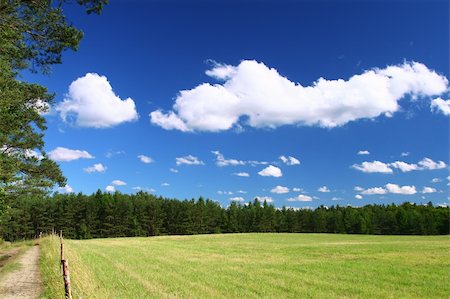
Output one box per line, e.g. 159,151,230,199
1,191,448,241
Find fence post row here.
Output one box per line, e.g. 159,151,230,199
60,231,73,299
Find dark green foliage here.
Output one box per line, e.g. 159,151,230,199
0,0,106,220
0,191,448,241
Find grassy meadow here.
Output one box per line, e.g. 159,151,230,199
39,233,449,298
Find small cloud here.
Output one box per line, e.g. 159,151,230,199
422,186,437,194
318,186,330,193
233,172,250,177
218,191,233,195
258,165,282,177
138,155,154,164
255,196,273,203
331,197,342,201
287,194,313,202
229,196,244,202
105,185,115,192
279,155,300,165
401,152,410,157
418,157,447,170
271,185,289,194
355,194,363,199
361,187,387,195
352,161,393,173
58,184,74,193
354,186,364,192
389,161,418,172
292,187,303,192
357,150,370,155
431,178,442,183
176,155,204,166
170,168,179,173
236,190,247,194
161,182,170,187
49,147,94,162
105,150,124,158
84,163,107,173
385,183,416,195
212,151,245,167
431,97,450,116
112,180,126,186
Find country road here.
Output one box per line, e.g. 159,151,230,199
0,245,42,299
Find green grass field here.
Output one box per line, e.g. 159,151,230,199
39,234,449,298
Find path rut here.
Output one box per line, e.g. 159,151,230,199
0,245,42,299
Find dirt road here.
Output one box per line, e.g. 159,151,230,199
0,245,42,299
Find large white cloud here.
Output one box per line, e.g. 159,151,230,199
57,73,138,128
431,97,450,116
175,155,204,166
258,165,282,177
150,60,448,132
49,147,94,162
271,185,289,194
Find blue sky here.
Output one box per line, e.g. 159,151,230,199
27,0,449,208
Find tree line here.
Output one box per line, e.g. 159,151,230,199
0,190,448,241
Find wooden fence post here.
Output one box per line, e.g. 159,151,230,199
60,232,72,299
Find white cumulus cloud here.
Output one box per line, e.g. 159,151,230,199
258,165,282,177
389,161,418,172
48,147,94,162
279,155,300,165
175,155,204,166
355,194,363,199
212,151,245,166
385,183,416,195
57,73,138,128
318,186,330,193
112,180,126,186
150,60,448,132
357,150,370,155
287,194,313,202
138,155,154,164
431,178,442,183
105,185,115,192
352,161,393,173
431,97,450,116
418,157,447,170
84,163,107,173
271,185,290,194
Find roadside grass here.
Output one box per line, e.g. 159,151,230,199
39,234,450,298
